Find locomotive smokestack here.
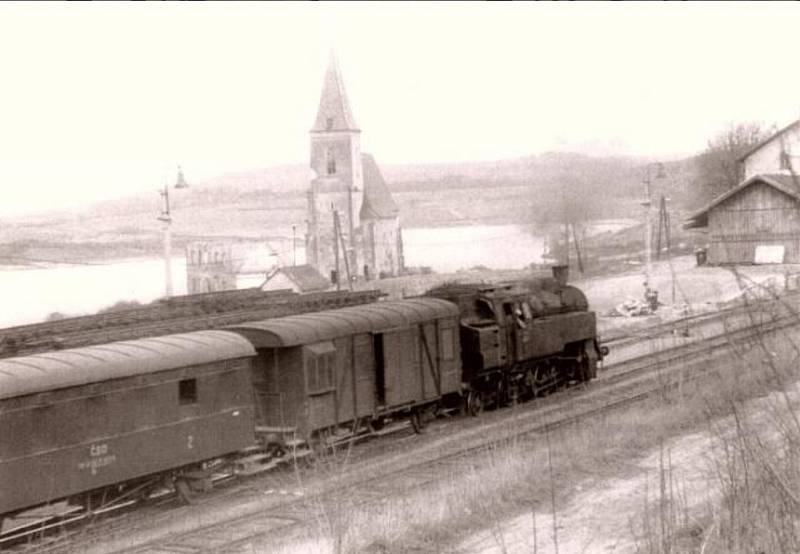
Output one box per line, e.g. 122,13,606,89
552,265,569,287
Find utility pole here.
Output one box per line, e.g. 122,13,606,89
158,166,189,298
292,224,297,266
333,210,353,290
332,206,340,291
642,162,666,310
158,190,173,298
655,195,670,260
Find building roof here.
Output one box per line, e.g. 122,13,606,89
311,52,359,132
360,153,399,220
230,242,278,274
684,173,800,229
0,330,256,400
267,264,331,292
738,119,800,162
227,298,458,347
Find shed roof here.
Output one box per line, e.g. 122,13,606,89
360,153,399,220
227,298,458,347
0,330,256,400
684,173,800,229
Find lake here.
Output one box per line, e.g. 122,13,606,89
0,222,633,328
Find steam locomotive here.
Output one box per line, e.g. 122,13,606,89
0,267,604,536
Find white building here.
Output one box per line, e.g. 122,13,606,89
740,119,800,180
186,240,279,293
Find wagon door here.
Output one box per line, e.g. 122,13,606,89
303,342,337,431
353,334,376,418
377,329,420,407
419,322,441,401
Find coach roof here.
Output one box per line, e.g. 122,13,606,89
0,330,256,400
227,298,459,348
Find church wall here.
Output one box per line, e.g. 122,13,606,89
307,177,361,284
363,217,402,279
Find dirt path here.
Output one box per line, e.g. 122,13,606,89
456,383,799,554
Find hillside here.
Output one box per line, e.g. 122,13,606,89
0,151,703,267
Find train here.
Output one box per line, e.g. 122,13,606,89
0,267,605,537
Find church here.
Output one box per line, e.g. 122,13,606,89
305,53,404,285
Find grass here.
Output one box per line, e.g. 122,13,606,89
264,379,732,551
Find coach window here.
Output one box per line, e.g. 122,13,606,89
179,378,198,405
440,327,455,361
305,342,336,395
521,301,533,321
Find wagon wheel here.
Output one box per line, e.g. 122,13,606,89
174,478,194,505
368,417,385,433
465,389,484,417
311,428,331,459
267,443,288,460
410,410,426,434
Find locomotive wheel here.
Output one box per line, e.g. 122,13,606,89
532,365,551,397
494,379,507,408
466,390,484,417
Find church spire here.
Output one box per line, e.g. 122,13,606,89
312,51,359,132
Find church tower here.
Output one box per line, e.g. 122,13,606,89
306,52,364,285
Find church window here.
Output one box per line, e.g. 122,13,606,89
326,117,334,130
327,149,336,175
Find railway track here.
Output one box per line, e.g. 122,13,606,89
16,296,799,554
0,289,383,358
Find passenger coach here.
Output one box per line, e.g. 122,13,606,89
0,331,257,521
227,297,461,445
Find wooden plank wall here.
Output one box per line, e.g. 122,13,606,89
708,183,800,264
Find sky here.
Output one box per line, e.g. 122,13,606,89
2,2,800,216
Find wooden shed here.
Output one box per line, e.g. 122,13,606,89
684,174,800,264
